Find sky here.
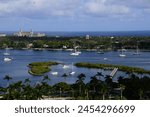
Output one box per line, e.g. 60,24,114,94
0,0,150,31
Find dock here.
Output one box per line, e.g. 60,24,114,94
110,68,118,78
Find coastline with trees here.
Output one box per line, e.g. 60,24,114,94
0,36,150,51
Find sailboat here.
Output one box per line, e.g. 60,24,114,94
97,45,105,54
133,45,140,55
3,48,10,56
63,65,70,69
119,48,126,57
70,46,80,56
69,63,75,75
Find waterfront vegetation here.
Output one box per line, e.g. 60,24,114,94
28,61,58,75
0,36,150,50
75,62,150,74
0,72,150,100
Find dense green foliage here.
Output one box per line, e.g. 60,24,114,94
75,62,150,74
1,72,150,100
0,36,150,50
28,61,58,75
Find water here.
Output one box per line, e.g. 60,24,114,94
43,31,150,37
0,50,150,87
2,31,150,37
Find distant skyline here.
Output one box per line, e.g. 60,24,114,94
0,0,150,31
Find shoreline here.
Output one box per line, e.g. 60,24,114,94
1,48,150,52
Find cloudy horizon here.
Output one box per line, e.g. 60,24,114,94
0,0,150,31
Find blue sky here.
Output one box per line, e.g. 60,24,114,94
0,0,150,31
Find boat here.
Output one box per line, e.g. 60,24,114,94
76,51,81,54
119,54,126,57
70,46,81,56
70,71,75,75
97,51,104,54
104,58,108,61
63,65,70,69
4,57,12,62
51,72,58,75
97,45,105,54
69,63,75,75
3,48,10,56
119,48,126,57
133,45,140,55
70,52,79,56
3,53,10,56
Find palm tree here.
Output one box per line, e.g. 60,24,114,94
24,78,31,86
34,84,43,100
90,76,99,93
95,72,104,81
3,75,13,99
76,73,86,96
125,71,132,78
22,84,33,100
105,75,112,87
101,84,108,100
120,84,125,100
10,81,23,99
62,73,68,82
3,75,12,87
42,75,50,83
139,89,143,100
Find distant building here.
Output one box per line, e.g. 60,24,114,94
0,34,6,37
27,43,33,48
86,35,90,40
14,29,45,37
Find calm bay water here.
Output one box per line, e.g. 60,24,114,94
3,30,150,37
0,49,150,87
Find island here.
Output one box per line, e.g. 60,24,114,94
28,61,58,76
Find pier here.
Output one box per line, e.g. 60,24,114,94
110,68,118,78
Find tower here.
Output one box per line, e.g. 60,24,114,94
30,28,33,37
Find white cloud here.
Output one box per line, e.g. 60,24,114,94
0,0,79,18
84,1,130,17
0,0,150,19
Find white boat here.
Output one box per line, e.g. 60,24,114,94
3,52,10,56
133,52,140,55
119,54,126,57
76,51,81,54
70,71,75,75
119,48,126,57
69,63,75,75
51,72,58,75
98,51,104,54
70,52,79,56
63,65,70,69
4,57,12,62
104,58,108,61
70,46,81,56
3,48,10,56
133,45,140,55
